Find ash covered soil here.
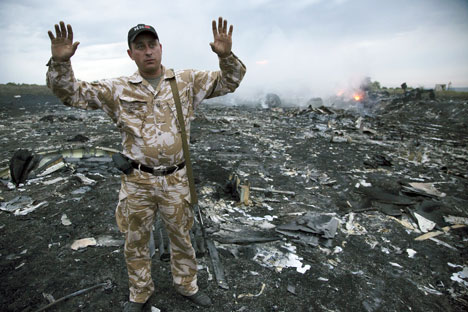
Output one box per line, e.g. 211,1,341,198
0,92,468,312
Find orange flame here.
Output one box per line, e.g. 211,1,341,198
353,94,361,101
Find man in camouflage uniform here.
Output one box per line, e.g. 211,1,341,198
46,18,246,311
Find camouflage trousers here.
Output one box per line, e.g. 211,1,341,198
115,167,198,303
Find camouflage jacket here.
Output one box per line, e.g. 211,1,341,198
46,53,246,169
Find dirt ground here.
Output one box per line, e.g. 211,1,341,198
0,92,467,312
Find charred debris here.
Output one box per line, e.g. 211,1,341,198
0,84,468,311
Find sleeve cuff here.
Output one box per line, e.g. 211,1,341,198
46,57,71,66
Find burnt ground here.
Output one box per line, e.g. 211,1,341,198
0,92,467,312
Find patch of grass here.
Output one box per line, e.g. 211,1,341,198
435,90,468,100
0,83,52,96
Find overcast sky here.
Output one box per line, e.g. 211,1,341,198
1,0,467,99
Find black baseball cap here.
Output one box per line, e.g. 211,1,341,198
128,24,159,47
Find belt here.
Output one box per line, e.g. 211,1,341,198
130,160,185,176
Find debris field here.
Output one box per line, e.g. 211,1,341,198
0,90,467,312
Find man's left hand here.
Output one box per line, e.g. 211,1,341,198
210,17,233,58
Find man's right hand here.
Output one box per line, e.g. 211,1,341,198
48,21,80,62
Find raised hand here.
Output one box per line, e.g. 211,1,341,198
209,17,233,58
48,21,80,62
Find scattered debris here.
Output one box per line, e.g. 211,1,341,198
406,249,417,258
32,281,111,312
276,212,338,247
413,212,437,233
287,284,297,296
61,214,71,226
429,237,457,251
0,196,34,212
96,235,123,247
414,224,466,241
402,182,446,198
71,238,97,250
444,215,468,225
2,88,468,311
450,266,468,287
253,243,311,273
0,196,48,216
343,212,368,235
237,283,266,299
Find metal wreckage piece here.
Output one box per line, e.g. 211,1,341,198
226,172,295,205
152,204,229,289
1,146,120,183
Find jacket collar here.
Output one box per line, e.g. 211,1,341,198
128,65,173,84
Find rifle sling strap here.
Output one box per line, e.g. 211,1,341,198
168,73,198,205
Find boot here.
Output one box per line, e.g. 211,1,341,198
184,291,212,307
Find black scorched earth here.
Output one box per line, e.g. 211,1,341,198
0,90,467,311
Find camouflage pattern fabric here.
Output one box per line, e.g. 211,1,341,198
46,53,246,171
116,167,196,302
46,53,246,303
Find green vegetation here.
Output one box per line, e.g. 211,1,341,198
0,83,52,96
370,79,468,99
434,90,468,100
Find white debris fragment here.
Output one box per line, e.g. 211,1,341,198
408,182,446,198
200,186,215,195
0,196,33,213
15,262,25,270
444,215,468,225
264,215,275,222
48,242,61,248
42,292,55,304
333,246,343,254
75,173,97,185
388,216,418,232
262,203,274,211
418,285,443,296
450,267,468,287
381,247,390,254
37,162,66,177
43,177,66,185
14,201,48,216
151,307,161,312
96,235,123,247
389,262,402,268
343,213,367,235
253,243,311,274
413,212,436,233
71,237,97,250
61,214,72,226
237,283,266,298
357,179,372,188
406,249,417,258
318,277,329,282
257,220,276,230
429,237,457,250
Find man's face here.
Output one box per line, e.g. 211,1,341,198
127,32,162,78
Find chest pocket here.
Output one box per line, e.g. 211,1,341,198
156,89,193,131
118,95,148,138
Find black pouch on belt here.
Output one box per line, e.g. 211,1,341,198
112,153,133,175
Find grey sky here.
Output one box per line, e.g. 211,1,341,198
1,0,467,99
